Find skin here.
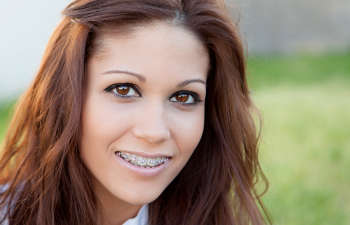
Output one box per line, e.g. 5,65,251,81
80,21,209,225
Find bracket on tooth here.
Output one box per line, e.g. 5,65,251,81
117,151,166,167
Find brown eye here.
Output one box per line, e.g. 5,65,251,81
115,86,130,95
175,93,189,103
170,91,200,105
105,83,141,98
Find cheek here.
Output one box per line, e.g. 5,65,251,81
81,96,135,145
169,107,205,155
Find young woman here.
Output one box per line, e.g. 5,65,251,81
0,0,269,224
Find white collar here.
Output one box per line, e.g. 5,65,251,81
122,204,149,225
0,204,149,225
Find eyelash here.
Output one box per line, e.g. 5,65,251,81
104,83,203,105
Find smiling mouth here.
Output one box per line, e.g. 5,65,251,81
115,151,171,168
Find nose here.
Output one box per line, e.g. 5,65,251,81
132,102,171,144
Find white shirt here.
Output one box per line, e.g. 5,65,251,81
0,193,148,225
122,204,149,225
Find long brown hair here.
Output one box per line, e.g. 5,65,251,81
0,0,269,224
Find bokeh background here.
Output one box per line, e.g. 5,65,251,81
0,1,349,224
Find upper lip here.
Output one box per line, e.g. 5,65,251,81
115,150,173,158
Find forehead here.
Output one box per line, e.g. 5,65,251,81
91,20,205,55
87,21,209,81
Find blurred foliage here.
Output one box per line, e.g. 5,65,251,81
0,52,349,225
247,52,350,90
0,100,15,143
248,52,350,225
255,84,350,225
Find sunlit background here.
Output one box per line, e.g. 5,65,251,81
1,1,349,224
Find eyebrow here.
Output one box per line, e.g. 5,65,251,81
102,69,206,87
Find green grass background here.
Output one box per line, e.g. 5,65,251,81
1,52,349,224
248,52,350,225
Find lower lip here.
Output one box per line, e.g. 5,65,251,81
114,153,171,177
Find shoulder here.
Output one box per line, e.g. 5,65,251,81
0,184,11,225
0,184,9,193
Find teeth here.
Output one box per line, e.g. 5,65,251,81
116,152,169,168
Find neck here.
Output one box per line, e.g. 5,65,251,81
98,203,142,225
94,181,143,225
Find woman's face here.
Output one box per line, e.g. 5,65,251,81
80,21,209,208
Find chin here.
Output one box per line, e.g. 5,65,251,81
116,188,163,206
123,194,159,206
